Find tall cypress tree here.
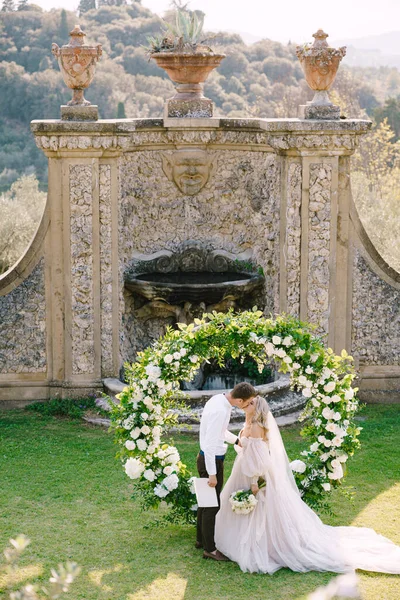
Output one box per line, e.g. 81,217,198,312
117,102,126,118
1,0,16,12
17,0,28,10
78,0,96,15
59,9,69,41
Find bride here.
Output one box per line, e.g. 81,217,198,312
215,396,400,574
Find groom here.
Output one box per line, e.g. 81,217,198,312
196,382,257,561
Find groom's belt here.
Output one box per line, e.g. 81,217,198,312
199,450,225,460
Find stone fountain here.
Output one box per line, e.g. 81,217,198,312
125,242,265,325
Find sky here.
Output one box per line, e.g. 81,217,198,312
32,0,400,45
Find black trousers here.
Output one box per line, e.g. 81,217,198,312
196,453,224,553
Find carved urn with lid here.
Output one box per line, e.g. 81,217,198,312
52,25,102,120
296,29,346,119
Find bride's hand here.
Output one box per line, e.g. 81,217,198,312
251,483,259,495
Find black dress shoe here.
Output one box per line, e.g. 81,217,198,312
195,541,203,549
203,550,230,561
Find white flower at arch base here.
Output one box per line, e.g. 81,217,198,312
110,311,362,523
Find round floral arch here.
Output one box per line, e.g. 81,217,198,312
111,310,361,524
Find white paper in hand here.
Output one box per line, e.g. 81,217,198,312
194,478,219,507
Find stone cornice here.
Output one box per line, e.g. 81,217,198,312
31,117,372,156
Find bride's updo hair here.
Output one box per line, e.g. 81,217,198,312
251,395,270,439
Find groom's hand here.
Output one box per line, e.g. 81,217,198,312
208,475,217,487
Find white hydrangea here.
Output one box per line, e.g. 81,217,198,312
332,436,343,447
272,335,281,345
141,412,149,421
180,347,187,357
302,388,312,398
163,466,175,476
143,396,154,408
276,348,287,358
325,422,336,433
190,355,199,364
136,438,148,451
324,381,336,393
153,426,162,437
144,469,156,482
331,394,341,403
154,484,169,498
338,453,348,463
323,439,332,448
164,354,173,364
283,356,292,364
295,348,305,357
322,482,331,492
344,388,354,400
282,336,293,347
145,364,162,382
141,425,151,435
163,473,179,491
173,352,181,360
130,427,141,440
265,342,275,357
305,366,313,374
312,398,320,407
125,457,145,480
322,407,334,420
310,442,319,452
125,440,136,451
290,460,307,473
292,362,301,370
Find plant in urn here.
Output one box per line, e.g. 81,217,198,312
296,30,346,120
52,25,102,121
145,8,225,118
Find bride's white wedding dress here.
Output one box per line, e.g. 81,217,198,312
215,411,400,574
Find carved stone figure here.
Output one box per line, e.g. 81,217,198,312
162,148,216,195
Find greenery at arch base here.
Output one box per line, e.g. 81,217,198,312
110,310,361,525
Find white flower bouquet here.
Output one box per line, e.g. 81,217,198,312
229,489,258,514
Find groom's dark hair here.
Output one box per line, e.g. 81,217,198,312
231,382,257,400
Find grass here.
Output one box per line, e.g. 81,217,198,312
0,404,399,600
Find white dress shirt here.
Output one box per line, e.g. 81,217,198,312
199,393,238,476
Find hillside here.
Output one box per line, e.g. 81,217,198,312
0,2,398,191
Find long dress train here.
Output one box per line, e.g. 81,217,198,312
215,412,400,574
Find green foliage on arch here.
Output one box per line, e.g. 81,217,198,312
110,310,361,524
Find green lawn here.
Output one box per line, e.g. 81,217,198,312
0,404,399,600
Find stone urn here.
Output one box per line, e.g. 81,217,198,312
52,25,102,120
296,30,346,119
151,52,225,118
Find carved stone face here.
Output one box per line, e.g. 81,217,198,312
162,148,215,195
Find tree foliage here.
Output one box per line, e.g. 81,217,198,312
0,174,46,273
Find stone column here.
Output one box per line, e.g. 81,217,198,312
271,121,370,354
35,130,122,397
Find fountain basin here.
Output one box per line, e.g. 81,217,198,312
125,271,265,305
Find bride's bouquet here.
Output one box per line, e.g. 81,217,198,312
229,479,266,515
229,489,258,514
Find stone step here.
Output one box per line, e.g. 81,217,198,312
102,376,306,418
83,408,302,431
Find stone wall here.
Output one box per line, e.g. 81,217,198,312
1,116,396,403
352,250,400,365
0,259,46,374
